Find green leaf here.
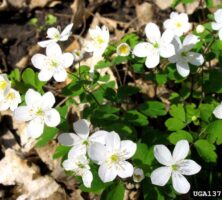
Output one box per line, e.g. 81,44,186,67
45,14,57,25
132,143,154,166
22,68,45,92
123,110,148,126
117,85,139,100
53,145,71,159
101,181,125,200
36,127,58,147
139,101,166,118
95,60,112,69
194,139,217,163
168,130,193,144
199,103,214,122
170,104,186,122
207,120,222,145
165,118,186,131
155,73,167,85
111,56,128,65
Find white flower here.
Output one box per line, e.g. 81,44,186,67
196,25,205,34
116,43,131,56
0,74,11,101
213,102,222,119
133,168,145,183
151,140,201,194
38,23,73,47
212,9,222,40
163,12,191,37
14,89,60,138
63,149,93,188
31,43,74,82
168,34,204,77
133,23,175,68
0,88,21,111
88,131,137,183
85,25,109,56
58,119,108,155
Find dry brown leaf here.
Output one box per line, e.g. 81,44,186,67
136,2,153,26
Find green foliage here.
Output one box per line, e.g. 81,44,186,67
45,14,57,25
168,130,193,144
194,139,217,163
101,181,125,200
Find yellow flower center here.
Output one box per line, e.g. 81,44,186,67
171,164,178,171
110,154,118,162
119,44,129,54
54,33,61,40
176,22,182,28
153,42,159,48
7,92,15,100
0,80,7,90
35,107,44,116
96,36,104,44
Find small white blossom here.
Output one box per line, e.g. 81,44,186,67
133,168,145,183
196,25,205,34
88,131,137,183
14,89,60,138
151,140,201,194
168,34,204,77
38,23,73,47
213,102,222,119
212,9,222,40
58,119,108,155
0,74,11,101
31,43,74,82
163,12,191,37
63,149,93,188
116,43,131,57
85,25,109,56
133,22,175,68
0,88,21,111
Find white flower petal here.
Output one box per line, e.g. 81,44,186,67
120,140,137,159
68,145,86,159
31,54,47,70
145,23,161,43
60,23,73,41
145,52,160,68
47,27,60,39
88,142,108,164
38,39,55,48
172,171,190,194
61,53,74,68
182,34,199,51
44,109,60,127
105,131,121,152
173,140,189,162
98,163,117,182
154,144,173,166
151,166,172,186
46,43,62,58
160,44,175,58
82,170,93,188
38,69,54,81
89,130,108,145
211,22,222,30
58,133,78,146
161,30,174,44
62,159,75,171
73,119,90,139
53,68,67,82
177,159,201,175
14,106,32,121
116,161,134,178
26,117,44,138
41,92,55,110
0,101,9,111
219,28,222,40
187,52,204,66
214,9,222,23
132,42,151,57
25,89,42,107
176,61,190,77
213,104,222,119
